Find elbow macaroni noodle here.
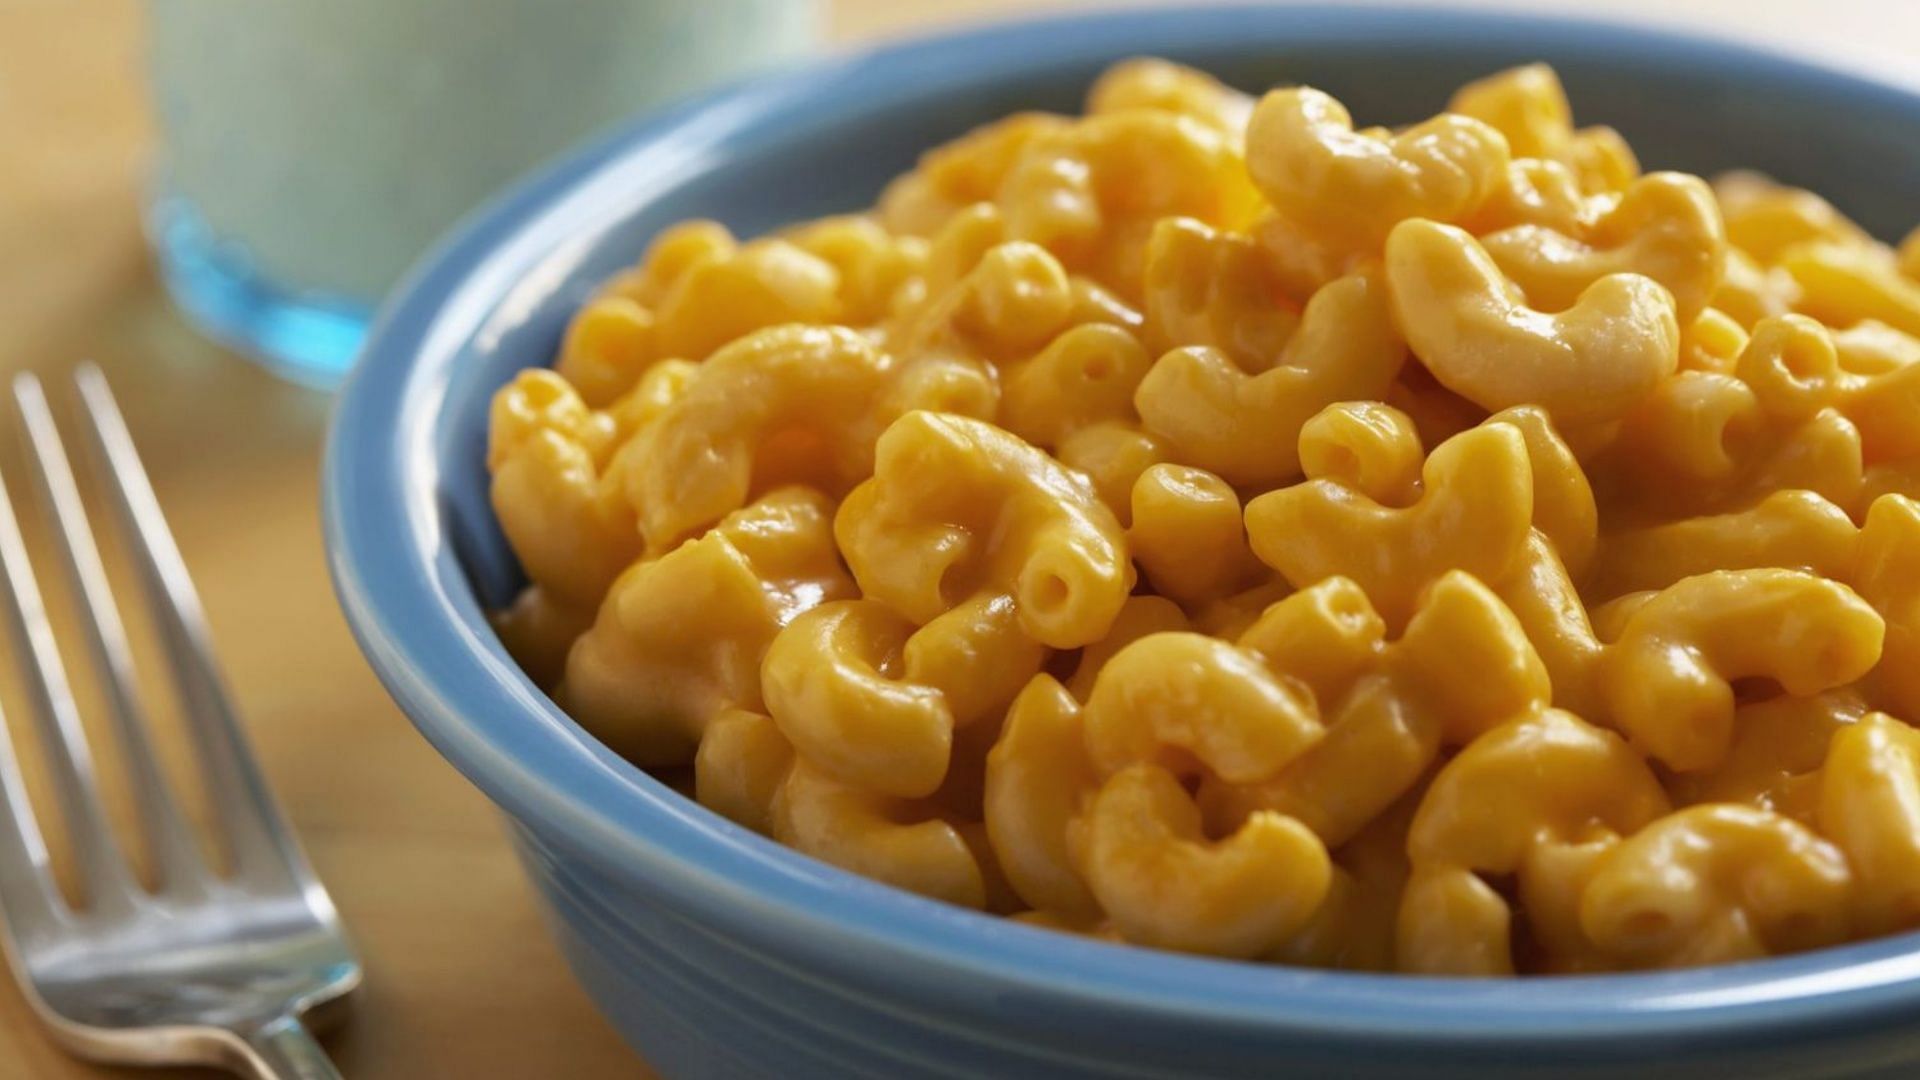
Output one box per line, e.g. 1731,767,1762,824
487,60,1920,974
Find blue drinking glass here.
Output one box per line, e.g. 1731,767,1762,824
146,0,820,388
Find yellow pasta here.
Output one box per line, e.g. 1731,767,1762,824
484,58,1920,975
1067,762,1331,957
1579,804,1852,968
985,675,1102,916
772,757,987,909
1133,267,1405,486
1086,56,1253,136
1139,216,1300,370
557,487,853,765
488,370,635,608
1126,463,1263,605
762,595,1042,798
1819,712,1920,934
1478,171,1726,322
693,708,793,835
835,410,1133,648
1244,420,1535,624
1385,218,1680,428
1246,86,1509,249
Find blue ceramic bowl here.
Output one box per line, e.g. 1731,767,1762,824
324,7,1920,1077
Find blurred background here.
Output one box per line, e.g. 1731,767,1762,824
0,0,1914,1076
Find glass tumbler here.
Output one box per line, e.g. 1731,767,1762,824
147,0,820,388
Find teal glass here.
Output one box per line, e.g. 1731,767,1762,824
147,0,819,387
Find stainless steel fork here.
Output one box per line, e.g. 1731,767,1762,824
0,365,359,1078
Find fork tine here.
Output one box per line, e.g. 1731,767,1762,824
0,698,70,947
70,364,310,888
0,441,140,917
13,375,212,901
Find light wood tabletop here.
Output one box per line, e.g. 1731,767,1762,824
0,1,1912,1077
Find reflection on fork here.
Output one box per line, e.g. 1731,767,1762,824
0,365,358,1079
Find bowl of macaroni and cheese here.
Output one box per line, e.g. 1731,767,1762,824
324,6,1920,1076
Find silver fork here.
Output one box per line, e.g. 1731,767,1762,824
0,364,359,1078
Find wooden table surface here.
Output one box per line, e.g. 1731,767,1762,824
0,1,1912,1077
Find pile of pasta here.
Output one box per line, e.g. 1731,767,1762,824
486,59,1920,974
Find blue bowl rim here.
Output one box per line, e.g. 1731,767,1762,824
323,2,1920,1051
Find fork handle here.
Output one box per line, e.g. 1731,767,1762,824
235,1015,342,1080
